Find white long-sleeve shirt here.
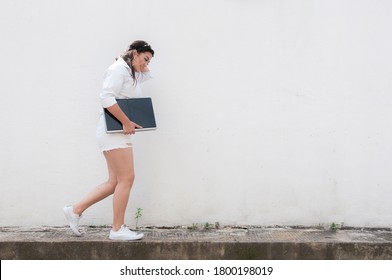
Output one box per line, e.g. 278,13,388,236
100,56,152,108
95,57,153,152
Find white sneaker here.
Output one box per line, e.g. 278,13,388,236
63,206,82,236
109,225,144,241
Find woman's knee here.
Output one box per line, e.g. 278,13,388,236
107,178,118,193
118,172,135,187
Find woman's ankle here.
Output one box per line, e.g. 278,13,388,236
72,205,83,216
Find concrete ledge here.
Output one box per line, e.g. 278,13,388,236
1,226,392,260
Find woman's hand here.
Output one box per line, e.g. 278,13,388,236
140,65,149,72
122,120,142,135
104,103,142,134
132,64,149,72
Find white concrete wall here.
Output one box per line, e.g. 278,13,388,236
1,0,392,228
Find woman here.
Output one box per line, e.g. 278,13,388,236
63,40,154,241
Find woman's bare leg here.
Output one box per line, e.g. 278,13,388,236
103,147,135,231
72,157,117,216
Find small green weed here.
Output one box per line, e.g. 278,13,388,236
189,223,198,231
330,222,344,231
135,208,143,229
204,222,214,231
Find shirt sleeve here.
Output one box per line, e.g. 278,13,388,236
100,67,125,108
136,71,153,84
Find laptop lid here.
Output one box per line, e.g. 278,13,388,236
104,98,157,133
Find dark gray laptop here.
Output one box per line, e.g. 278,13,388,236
104,98,157,133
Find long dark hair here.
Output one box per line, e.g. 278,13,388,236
119,40,154,84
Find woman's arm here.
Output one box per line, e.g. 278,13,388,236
105,103,142,134
100,66,142,134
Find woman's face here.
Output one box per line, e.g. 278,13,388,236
132,51,153,71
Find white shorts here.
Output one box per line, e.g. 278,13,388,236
96,114,133,152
